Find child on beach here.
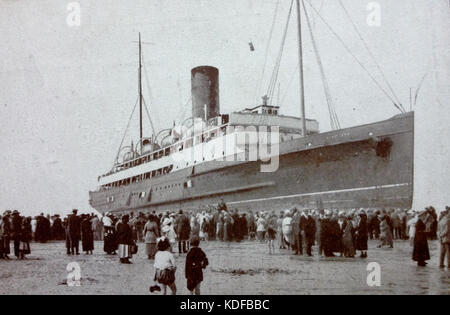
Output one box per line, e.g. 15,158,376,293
150,237,177,295
185,236,208,295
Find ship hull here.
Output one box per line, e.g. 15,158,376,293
89,112,414,214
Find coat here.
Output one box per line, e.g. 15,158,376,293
116,222,133,245
68,214,81,239
81,218,94,251
176,214,191,241
185,247,208,291
143,221,159,244
355,216,368,250
342,220,355,255
304,216,316,241
438,215,449,244
380,219,393,245
412,219,430,262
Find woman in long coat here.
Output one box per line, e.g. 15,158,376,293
143,214,159,259
116,215,134,264
378,215,393,248
342,216,356,258
412,213,430,266
81,215,94,254
355,213,368,258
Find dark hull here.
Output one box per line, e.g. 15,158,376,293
89,112,414,214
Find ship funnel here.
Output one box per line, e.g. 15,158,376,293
191,66,220,121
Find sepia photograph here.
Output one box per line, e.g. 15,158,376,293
0,0,449,300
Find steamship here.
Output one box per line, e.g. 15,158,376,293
89,3,414,215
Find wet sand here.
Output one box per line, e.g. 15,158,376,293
0,239,448,295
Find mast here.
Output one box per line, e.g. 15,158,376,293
296,0,307,136
138,32,143,151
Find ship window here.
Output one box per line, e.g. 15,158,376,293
165,148,170,156
268,109,272,114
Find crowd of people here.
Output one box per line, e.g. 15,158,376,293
1,201,449,294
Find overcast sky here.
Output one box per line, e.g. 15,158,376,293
0,0,449,216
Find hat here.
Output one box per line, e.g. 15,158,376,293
72,209,78,214
190,235,200,246
12,210,19,215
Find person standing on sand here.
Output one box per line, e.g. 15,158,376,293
185,236,208,295
176,210,190,254
11,210,23,259
67,209,81,255
355,211,368,258
266,212,277,254
116,214,134,264
282,210,294,250
20,217,32,259
304,211,317,257
438,207,449,268
90,214,100,241
81,214,94,255
412,210,431,267
378,214,393,248
144,214,159,260
103,213,117,255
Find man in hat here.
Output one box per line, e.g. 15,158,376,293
11,210,23,259
1,211,12,259
176,209,190,254
412,209,431,266
67,209,81,255
51,214,65,240
304,210,317,256
438,207,450,268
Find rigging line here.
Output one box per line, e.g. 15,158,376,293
338,0,405,112
141,53,157,135
413,73,428,107
177,98,191,125
113,96,139,166
312,0,326,30
302,0,340,129
280,61,299,107
303,0,404,114
267,0,294,102
254,0,280,105
142,97,156,136
268,0,293,98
